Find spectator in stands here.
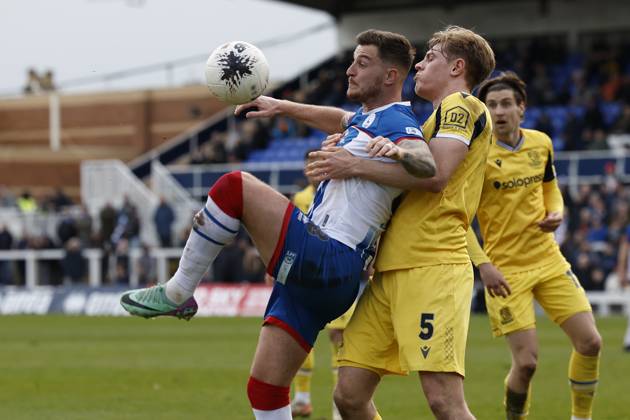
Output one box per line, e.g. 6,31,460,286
611,104,630,134
211,233,248,283
250,120,271,151
57,209,78,246
39,70,56,92
51,188,72,211
0,186,16,208
23,68,41,95
153,197,175,248
75,204,93,248
271,116,298,139
562,111,586,151
583,96,606,131
114,238,130,284
534,112,554,137
111,197,140,247
0,224,13,284
99,202,117,246
61,237,85,284
585,129,609,150
16,190,37,213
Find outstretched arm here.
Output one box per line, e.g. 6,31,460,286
307,137,466,192
234,95,353,134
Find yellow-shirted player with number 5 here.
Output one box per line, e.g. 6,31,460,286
467,71,602,420
307,26,496,419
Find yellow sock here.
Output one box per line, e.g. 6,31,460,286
373,412,382,420
569,350,599,419
294,350,314,397
504,374,531,419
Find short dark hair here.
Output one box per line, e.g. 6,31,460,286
428,25,495,89
356,29,415,74
477,71,527,105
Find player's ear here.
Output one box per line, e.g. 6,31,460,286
518,102,526,120
384,67,398,86
450,58,465,77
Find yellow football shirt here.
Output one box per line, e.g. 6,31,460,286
376,92,492,271
292,184,315,213
476,128,568,273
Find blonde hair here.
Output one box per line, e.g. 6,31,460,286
428,25,495,89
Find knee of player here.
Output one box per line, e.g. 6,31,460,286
333,384,363,413
514,351,538,378
518,361,537,380
575,331,603,356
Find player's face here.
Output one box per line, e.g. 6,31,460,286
346,45,386,103
485,89,524,139
414,45,451,101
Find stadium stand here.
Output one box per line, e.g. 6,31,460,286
1,15,630,318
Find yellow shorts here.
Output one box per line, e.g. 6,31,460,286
486,262,592,337
338,263,473,377
326,301,356,330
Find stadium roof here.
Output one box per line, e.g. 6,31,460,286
276,0,542,18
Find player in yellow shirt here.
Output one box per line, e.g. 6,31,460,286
466,71,602,420
290,153,355,420
307,26,495,420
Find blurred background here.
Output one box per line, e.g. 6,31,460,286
0,0,629,318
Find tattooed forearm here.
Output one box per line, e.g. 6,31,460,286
398,140,436,178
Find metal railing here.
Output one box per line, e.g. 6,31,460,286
0,247,183,289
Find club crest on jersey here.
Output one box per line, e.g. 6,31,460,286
527,150,542,168
443,106,470,130
500,307,514,324
362,113,376,128
405,126,422,136
495,159,502,167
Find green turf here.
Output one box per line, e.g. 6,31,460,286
0,315,627,419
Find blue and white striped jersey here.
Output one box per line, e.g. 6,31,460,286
307,101,423,258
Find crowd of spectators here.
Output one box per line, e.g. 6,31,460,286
0,185,266,287
2,32,630,289
0,172,629,292
186,32,630,165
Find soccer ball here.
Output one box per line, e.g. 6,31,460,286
205,41,269,105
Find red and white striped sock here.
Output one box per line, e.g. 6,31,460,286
247,376,291,420
166,172,242,304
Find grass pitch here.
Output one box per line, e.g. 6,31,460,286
0,315,627,419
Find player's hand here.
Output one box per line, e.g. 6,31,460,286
321,133,343,150
478,263,511,298
538,211,563,232
367,136,402,159
306,148,358,182
234,96,282,119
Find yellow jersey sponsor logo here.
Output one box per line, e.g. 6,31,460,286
493,173,544,190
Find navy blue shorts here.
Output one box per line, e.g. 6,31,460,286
264,204,365,351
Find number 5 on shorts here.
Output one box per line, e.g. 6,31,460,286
419,313,434,340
